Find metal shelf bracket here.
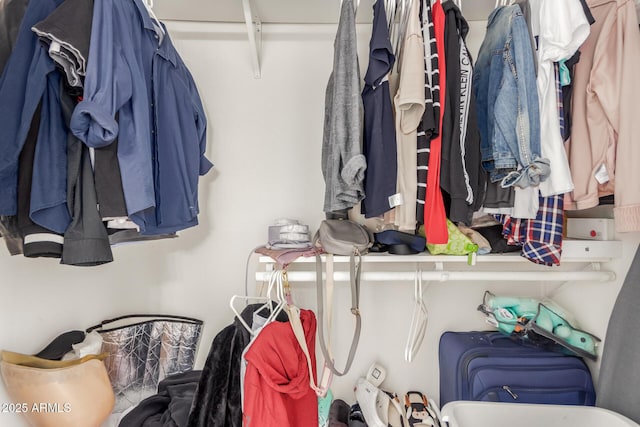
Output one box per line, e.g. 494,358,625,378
242,0,262,79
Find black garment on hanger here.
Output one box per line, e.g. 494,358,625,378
440,1,485,225
187,303,288,427
59,87,113,266
17,102,64,258
32,0,93,89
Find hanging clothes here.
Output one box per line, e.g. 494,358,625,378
416,0,439,226
392,0,425,232
474,5,549,191
0,0,211,263
70,0,154,221
482,182,514,213
16,103,65,258
59,88,113,266
565,0,640,233
0,0,69,232
243,308,318,427
361,0,397,218
0,0,28,73
497,194,564,266
440,0,484,226
481,1,524,216
531,0,590,198
496,64,567,266
187,304,288,427
513,0,538,74
71,0,213,235
322,0,366,214
32,0,130,226
31,0,93,90
422,0,448,244
560,0,595,142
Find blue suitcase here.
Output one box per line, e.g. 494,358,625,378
439,331,595,407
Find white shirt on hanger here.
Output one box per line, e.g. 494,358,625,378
531,0,590,197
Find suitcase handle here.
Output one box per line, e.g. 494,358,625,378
485,332,515,345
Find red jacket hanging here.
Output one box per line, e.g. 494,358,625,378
243,309,318,427
423,0,449,244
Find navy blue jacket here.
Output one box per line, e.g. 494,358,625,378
0,0,70,234
71,0,212,234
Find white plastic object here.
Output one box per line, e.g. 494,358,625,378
566,218,615,241
366,362,387,387
404,269,428,362
441,401,640,427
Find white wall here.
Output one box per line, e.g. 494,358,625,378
0,21,638,427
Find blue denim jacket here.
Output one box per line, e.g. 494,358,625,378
474,5,549,188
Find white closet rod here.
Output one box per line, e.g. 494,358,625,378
255,270,615,283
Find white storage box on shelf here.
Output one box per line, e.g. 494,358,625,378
441,401,640,427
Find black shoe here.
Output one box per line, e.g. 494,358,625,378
329,399,350,426
348,403,368,427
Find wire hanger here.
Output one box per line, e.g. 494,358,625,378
404,267,429,362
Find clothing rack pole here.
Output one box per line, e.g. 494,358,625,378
241,0,262,79
255,269,616,283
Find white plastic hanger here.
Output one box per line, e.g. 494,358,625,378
229,294,269,335
141,0,166,41
260,269,288,325
404,268,429,362
229,268,283,335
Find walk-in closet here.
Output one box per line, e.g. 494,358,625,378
1,0,640,426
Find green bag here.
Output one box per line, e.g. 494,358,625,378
424,220,479,256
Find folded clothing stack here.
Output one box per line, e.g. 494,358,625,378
267,218,312,249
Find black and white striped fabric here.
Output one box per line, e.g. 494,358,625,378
416,0,439,225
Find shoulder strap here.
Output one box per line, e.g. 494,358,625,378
287,304,323,394
316,250,362,376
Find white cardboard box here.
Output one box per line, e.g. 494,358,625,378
441,401,639,427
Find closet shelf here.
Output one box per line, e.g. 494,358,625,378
154,0,496,25
255,240,621,283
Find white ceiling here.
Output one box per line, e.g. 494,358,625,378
153,0,496,24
